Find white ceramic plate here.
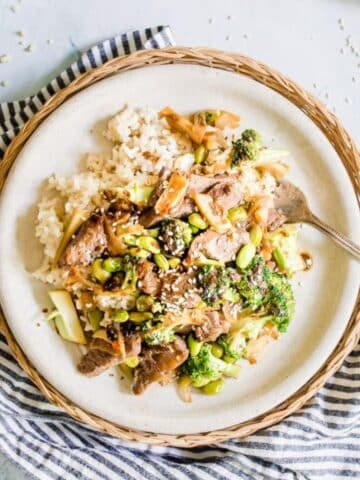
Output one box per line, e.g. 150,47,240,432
0,65,359,435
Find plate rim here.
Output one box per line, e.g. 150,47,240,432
0,46,359,447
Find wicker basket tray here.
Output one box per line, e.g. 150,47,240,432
0,47,359,448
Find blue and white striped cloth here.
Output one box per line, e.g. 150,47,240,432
0,26,359,480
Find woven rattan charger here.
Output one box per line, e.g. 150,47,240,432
0,47,359,448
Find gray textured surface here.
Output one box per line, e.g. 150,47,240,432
0,0,359,478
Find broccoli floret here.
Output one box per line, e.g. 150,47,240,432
144,324,176,346
236,256,268,310
198,265,233,306
218,315,269,362
182,344,240,387
235,255,295,332
121,254,138,291
159,219,193,257
264,269,294,333
232,129,263,167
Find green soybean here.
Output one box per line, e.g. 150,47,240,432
88,309,103,331
249,224,263,246
123,234,138,246
236,243,256,270
91,259,112,284
202,379,224,395
187,334,202,357
211,343,224,359
189,225,199,234
124,356,140,368
228,206,247,223
113,310,129,323
128,247,151,258
129,312,153,322
137,236,161,254
168,257,181,269
145,228,159,238
136,295,154,312
188,213,208,230
154,253,169,272
194,145,207,164
103,257,122,273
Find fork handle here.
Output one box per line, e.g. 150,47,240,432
307,214,360,261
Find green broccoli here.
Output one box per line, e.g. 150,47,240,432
121,254,138,291
143,324,176,346
264,269,295,333
232,129,263,167
236,256,268,310
159,219,193,257
218,315,270,362
235,256,295,332
198,265,232,306
182,344,240,387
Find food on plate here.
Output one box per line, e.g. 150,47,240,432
35,105,309,401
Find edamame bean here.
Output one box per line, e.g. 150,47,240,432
249,224,263,246
154,253,169,271
128,247,151,258
91,259,112,284
211,344,224,359
136,295,154,312
236,243,256,270
125,356,140,368
129,312,153,322
228,206,247,223
188,213,208,230
103,257,122,273
187,334,202,357
88,309,103,331
202,379,224,395
168,257,181,269
194,145,207,164
113,310,129,323
137,236,161,253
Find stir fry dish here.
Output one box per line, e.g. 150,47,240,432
35,106,310,400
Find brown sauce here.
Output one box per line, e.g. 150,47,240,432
301,251,313,271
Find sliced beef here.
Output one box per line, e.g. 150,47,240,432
139,173,237,227
208,182,243,211
132,338,188,394
148,167,172,207
186,227,249,264
194,311,230,342
136,260,161,296
188,173,236,193
78,333,141,377
267,208,286,231
59,214,108,267
160,271,201,309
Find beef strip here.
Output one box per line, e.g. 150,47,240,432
139,173,237,227
136,260,161,296
186,227,249,263
78,333,141,377
207,182,244,211
132,337,188,394
59,214,108,267
267,208,286,231
194,311,230,342
160,271,201,309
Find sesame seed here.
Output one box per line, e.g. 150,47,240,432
209,18,215,24
225,35,231,41
313,82,317,88
47,39,54,45
352,76,356,83
0,80,8,87
243,34,248,39
10,4,19,12
16,30,25,37
340,48,344,54
345,97,351,104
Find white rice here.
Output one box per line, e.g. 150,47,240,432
34,105,276,285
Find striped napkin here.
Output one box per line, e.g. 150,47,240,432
0,26,359,480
